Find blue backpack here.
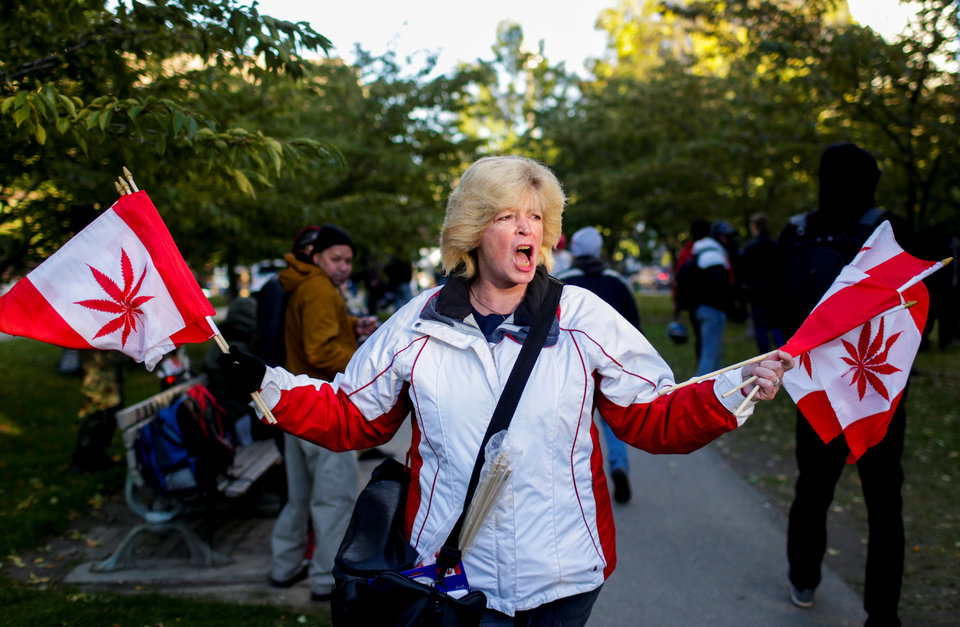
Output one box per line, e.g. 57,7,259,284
135,385,234,498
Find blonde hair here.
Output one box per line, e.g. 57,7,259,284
440,156,565,278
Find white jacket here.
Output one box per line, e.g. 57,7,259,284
258,269,754,615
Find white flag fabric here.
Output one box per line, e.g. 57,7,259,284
0,191,215,369
780,221,940,462
781,289,926,462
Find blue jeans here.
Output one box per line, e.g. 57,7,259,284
479,586,602,626
599,415,628,474
695,304,726,376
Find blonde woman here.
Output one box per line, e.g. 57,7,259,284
220,156,792,625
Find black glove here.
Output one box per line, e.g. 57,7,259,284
216,345,267,397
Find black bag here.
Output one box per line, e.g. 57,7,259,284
331,278,564,627
332,457,488,626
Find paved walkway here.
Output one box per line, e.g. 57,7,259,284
65,421,867,625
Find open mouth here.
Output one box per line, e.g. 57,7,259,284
515,245,533,268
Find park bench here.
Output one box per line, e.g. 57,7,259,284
93,375,282,572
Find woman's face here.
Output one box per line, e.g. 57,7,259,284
476,201,543,290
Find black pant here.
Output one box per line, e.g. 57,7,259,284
479,586,602,626
786,396,906,625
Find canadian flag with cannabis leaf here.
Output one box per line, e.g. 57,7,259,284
779,221,945,462
0,191,214,369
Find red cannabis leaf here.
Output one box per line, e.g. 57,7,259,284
75,248,154,346
839,317,902,401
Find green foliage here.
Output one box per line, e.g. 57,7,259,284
456,21,581,155
0,0,341,278
673,0,960,230
528,0,959,261
197,51,488,271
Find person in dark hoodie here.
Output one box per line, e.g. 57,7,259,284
776,143,911,625
739,212,783,354
556,226,640,504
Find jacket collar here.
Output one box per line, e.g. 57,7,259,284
433,265,556,327
278,253,331,293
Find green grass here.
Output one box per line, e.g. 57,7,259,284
1,293,957,624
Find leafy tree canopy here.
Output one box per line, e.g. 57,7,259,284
1,0,341,278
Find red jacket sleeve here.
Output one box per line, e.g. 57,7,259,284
271,380,411,452
596,376,738,454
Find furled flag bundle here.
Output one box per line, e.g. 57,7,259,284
0,189,215,369
779,220,947,462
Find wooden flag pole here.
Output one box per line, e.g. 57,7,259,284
114,167,277,425
734,385,760,417
723,375,758,399
122,166,139,192
657,349,778,396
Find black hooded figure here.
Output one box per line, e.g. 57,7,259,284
817,142,881,219
777,142,911,626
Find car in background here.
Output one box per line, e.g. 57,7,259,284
633,265,672,291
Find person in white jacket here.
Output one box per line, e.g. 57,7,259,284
219,155,793,625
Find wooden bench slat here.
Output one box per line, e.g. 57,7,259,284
218,439,281,498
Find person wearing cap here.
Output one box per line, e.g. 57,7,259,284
269,224,378,601
556,226,641,504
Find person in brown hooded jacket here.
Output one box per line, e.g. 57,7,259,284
269,224,377,602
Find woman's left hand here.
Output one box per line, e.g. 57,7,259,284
741,349,794,401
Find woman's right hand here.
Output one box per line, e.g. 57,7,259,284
216,346,266,397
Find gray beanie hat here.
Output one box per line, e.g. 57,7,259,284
570,226,603,258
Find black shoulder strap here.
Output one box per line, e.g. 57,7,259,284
437,277,563,572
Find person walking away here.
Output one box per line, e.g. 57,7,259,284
776,142,912,625
674,219,734,376
556,225,641,504
711,220,747,324
739,212,783,354
269,224,378,602
217,155,793,624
